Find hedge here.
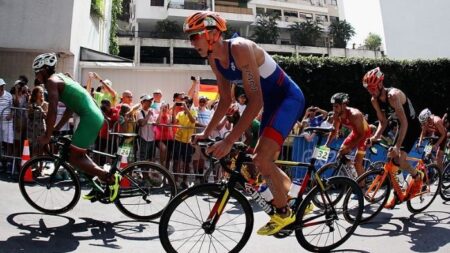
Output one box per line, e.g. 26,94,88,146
273,56,450,122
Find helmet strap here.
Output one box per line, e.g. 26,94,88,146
205,29,222,55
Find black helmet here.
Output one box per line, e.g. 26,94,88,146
330,93,350,104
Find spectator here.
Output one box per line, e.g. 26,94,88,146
13,80,30,157
173,96,197,189
235,93,247,116
27,86,48,157
210,100,232,139
192,96,212,182
0,78,13,171
299,106,328,142
155,103,174,168
54,102,72,136
137,95,157,161
86,72,118,106
320,112,334,128
151,89,164,113
96,99,119,164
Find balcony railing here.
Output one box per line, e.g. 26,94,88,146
215,5,253,15
168,0,210,10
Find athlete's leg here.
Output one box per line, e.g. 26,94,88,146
253,137,290,208
68,145,111,183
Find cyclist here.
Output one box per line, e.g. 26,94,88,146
363,67,423,208
185,11,305,235
325,93,371,179
417,108,447,171
33,53,121,202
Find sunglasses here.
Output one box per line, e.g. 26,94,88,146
188,30,207,42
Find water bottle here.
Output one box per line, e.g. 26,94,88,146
288,179,302,198
258,183,273,202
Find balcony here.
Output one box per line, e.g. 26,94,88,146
215,5,253,15
168,0,210,10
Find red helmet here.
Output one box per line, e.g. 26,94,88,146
362,67,384,90
183,11,227,34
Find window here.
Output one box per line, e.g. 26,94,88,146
266,8,281,17
329,16,339,23
151,0,164,7
140,47,170,64
284,10,298,22
118,46,134,61
256,7,265,15
316,14,328,22
299,12,313,20
174,48,205,65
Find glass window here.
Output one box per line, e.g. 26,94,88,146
256,7,265,15
266,8,282,17
151,0,164,7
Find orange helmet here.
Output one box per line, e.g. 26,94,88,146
183,11,227,34
362,67,384,90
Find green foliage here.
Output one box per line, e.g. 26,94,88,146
252,13,280,44
273,56,450,121
110,0,123,55
289,20,323,46
155,19,182,39
364,33,382,50
329,20,355,48
91,0,104,19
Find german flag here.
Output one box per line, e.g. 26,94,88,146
199,79,219,101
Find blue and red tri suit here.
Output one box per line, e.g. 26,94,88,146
215,38,305,147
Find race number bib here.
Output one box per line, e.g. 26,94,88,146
424,144,432,154
117,146,131,157
312,146,330,161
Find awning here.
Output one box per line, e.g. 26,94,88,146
79,47,133,63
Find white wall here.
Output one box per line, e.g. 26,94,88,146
0,0,73,52
380,0,450,60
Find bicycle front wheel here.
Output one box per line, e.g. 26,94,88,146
440,162,450,201
407,164,441,213
352,168,390,223
19,155,81,214
295,177,363,252
115,161,177,220
159,184,254,253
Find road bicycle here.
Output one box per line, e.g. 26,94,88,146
441,146,450,200
18,133,176,220
351,138,442,223
159,127,364,253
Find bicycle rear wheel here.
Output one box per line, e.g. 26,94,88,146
159,184,254,253
115,161,176,220
295,177,363,252
440,162,450,201
352,168,390,223
407,164,441,213
19,155,81,214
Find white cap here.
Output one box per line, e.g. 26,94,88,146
0,78,6,86
103,79,112,86
15,80,23,85
153,89,162,94
140,94,153,102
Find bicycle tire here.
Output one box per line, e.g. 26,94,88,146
19,155,81,214
115,161,177,220
440,162,450,201
352,168,390,223
313,163,348,208
159,183,254,253
407,163,441,213
295,176,363,252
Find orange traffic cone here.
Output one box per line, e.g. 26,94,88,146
119,155,131,188
21,139,33,182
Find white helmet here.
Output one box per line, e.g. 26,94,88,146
32,53,57,72
418,108,431,124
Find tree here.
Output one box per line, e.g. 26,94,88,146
155,19,183,39
289,20,323,46
252,12,280,44
109,0,123,55
328,20,355,48
364,33,382,50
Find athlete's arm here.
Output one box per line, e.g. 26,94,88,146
388,93,407,150
202,59,232,137
325,118,340,147
370,97,388,140
226,41,263,143
434,118,446,148
43,76,61,138
418,125,426,147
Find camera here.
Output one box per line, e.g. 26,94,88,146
191,76,196,81
175,102,183,106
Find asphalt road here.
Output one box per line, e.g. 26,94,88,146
0,176,449,253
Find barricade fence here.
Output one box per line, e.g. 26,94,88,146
0,106,429,185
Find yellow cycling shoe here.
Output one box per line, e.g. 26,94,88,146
257,208,295,236
109,172,122,202
304,203,314,215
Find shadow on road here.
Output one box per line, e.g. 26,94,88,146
354,210,450,252
0,212,160,253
